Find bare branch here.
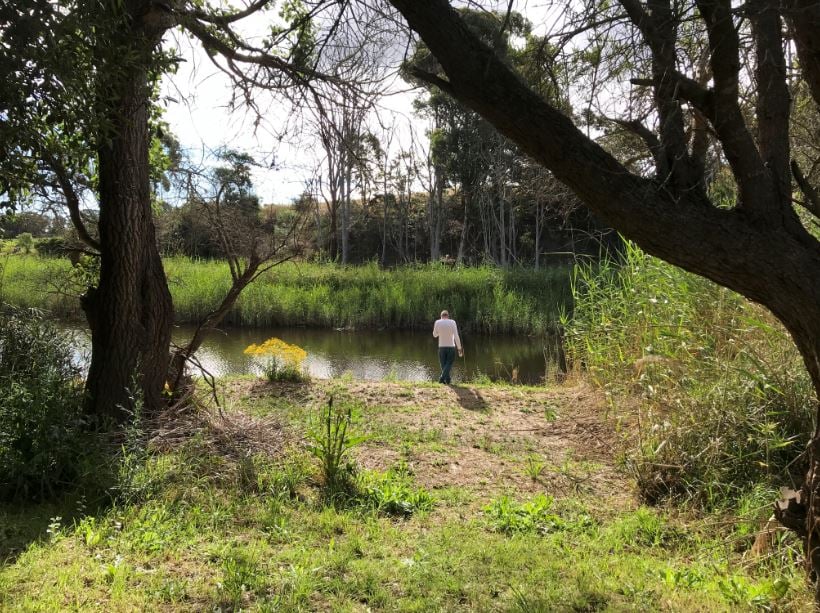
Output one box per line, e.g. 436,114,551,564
792,159,820,219
43,153,101,252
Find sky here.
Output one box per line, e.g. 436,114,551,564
158,1,560,205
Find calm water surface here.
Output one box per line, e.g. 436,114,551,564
68,325,559,384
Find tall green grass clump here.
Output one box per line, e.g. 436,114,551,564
0,308,91,499
0,255,78,317
165,258,571,335
564,243,814,508
2,255,572,334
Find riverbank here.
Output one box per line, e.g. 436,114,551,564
0,255,571,335
0,378,809,610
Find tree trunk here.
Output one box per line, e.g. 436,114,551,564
534,201,544,270
341,144,351,265
456,188,470,265
429,172,443,262
83,13,173,420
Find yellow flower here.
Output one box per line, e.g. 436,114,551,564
243,337,307,367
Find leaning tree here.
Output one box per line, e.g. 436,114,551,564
385,0,820,592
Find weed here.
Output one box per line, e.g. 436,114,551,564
307,396,365,495
524,455,546,482
484,494,594,535
219,546,268,607
358,468,434,517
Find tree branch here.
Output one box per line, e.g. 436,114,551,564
792,159,820,219
181,0,274,25
695,0,771,216
43,153,101,252
750,0,792,213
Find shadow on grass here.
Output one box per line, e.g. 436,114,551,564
0,490,111,567
0,445,118,568
449,385,490,412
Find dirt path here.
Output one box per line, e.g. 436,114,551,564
226,379,636,510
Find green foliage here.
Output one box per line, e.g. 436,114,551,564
14,232,33,254
564,243,814,508
307,396,365,495
0,309,89,500
484,494,594,535
358,463,434,517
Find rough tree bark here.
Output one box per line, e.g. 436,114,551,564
82,1,174,420
388,0,820,591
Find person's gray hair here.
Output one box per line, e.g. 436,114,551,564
440,310,449,318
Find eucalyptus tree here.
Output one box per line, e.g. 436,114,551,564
0,0,356,419
387,0,820,589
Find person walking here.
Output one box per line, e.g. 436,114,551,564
433,310,463,384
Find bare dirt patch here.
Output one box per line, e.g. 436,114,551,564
230,379,635,509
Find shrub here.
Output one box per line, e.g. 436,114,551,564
564,243,814,508
35,237,68,258
244,337,308,382
0,309,90,499
14,232,33,254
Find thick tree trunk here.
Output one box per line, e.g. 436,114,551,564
83,25,173,420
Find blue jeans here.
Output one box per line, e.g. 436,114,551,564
438,347,456,384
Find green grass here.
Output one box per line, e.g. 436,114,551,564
0,254,571,334
564,242,815,509
0,378,810,611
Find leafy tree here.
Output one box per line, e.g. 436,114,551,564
387,0,820,591
0,0,354,419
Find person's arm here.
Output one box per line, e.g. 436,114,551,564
454,322,463,355
433,320,439,338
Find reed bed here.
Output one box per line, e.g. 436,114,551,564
0,255,571,335
165,259,570,335
564,242,814,509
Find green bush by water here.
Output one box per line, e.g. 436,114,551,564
0,255,571,334
0,309,91,500
564,243,814,508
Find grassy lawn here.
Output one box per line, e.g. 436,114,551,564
0,378,811,611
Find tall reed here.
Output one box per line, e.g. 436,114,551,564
164,258,570,334
0,255,571,335
564,243,814,508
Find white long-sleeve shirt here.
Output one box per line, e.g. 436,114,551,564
433,318,462,350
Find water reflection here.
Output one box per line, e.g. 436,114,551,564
67,325,558,384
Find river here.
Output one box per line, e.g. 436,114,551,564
67,325,561,384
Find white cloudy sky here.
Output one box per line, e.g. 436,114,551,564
158,1,561,205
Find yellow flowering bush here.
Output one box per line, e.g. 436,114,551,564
244,337,308,382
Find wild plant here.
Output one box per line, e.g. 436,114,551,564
307,396,365,495
564,242,814,508
244,337,308,382
358,465,434,517
484,494,594,535
0,308,91,500
524,454,546,482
